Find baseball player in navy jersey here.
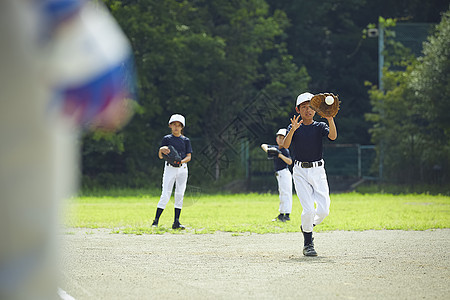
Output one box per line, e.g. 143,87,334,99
152,114,192,229
261,128,293,222
283,92,337,256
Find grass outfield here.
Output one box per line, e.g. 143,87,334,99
63,191,450,234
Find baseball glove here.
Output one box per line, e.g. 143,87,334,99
163,145,182,167
267,147,281,159
310,93,340,118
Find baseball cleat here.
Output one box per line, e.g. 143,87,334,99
151,220,158,227
303,244,318,256
172,221,185,230
272,214,286,222
284,215,291,221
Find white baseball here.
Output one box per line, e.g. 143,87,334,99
325,95,334,105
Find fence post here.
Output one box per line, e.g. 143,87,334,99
379,142,384,181
378,20,384,91
241,140,249,179
357,144,362,178
247,155,252,188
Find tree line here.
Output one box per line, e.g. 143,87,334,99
81,0,449,189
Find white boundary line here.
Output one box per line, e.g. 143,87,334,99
58,287,76,300
59,270,93,298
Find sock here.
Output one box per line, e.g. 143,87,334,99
303,231,313,246
174,208,181,222
154,208,164,221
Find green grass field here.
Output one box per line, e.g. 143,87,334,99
63,191,450,234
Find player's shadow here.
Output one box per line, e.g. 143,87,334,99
282,255,335,264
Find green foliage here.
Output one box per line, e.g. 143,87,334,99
366,11,450,184
80,1,448,189
64,192,450,234
355,182,450,195
409,9,450,140
365,61,425,183
82,0,308,187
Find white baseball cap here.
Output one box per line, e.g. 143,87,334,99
276,128,287,136
168,114,185,127
296,92,314,106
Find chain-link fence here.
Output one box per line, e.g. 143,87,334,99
393,23,434,57
248,144,378,192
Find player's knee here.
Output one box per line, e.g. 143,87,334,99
174,192,185,198
301,209,315,219
161,191,172,199
317,211,329,219
159,192,172,204
315,208,329,222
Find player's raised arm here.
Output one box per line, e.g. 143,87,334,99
283,115,302,148
326,117,337,140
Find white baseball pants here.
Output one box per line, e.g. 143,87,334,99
157,163,188,209
275,168,293,214
293,160,330,232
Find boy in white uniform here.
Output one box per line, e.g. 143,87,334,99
283,92,337,256
261,129,293,222
152,114,192,229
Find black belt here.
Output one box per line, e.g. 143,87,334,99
295,160,322,168
166,162,182,168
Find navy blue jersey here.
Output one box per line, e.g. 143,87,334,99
287,121,329,162
269,145,291,172
161,134,192,159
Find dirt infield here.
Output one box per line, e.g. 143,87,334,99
59,229,449,299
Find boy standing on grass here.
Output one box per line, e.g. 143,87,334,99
261,128,293,222
283,92,337,256
152,114,192,229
